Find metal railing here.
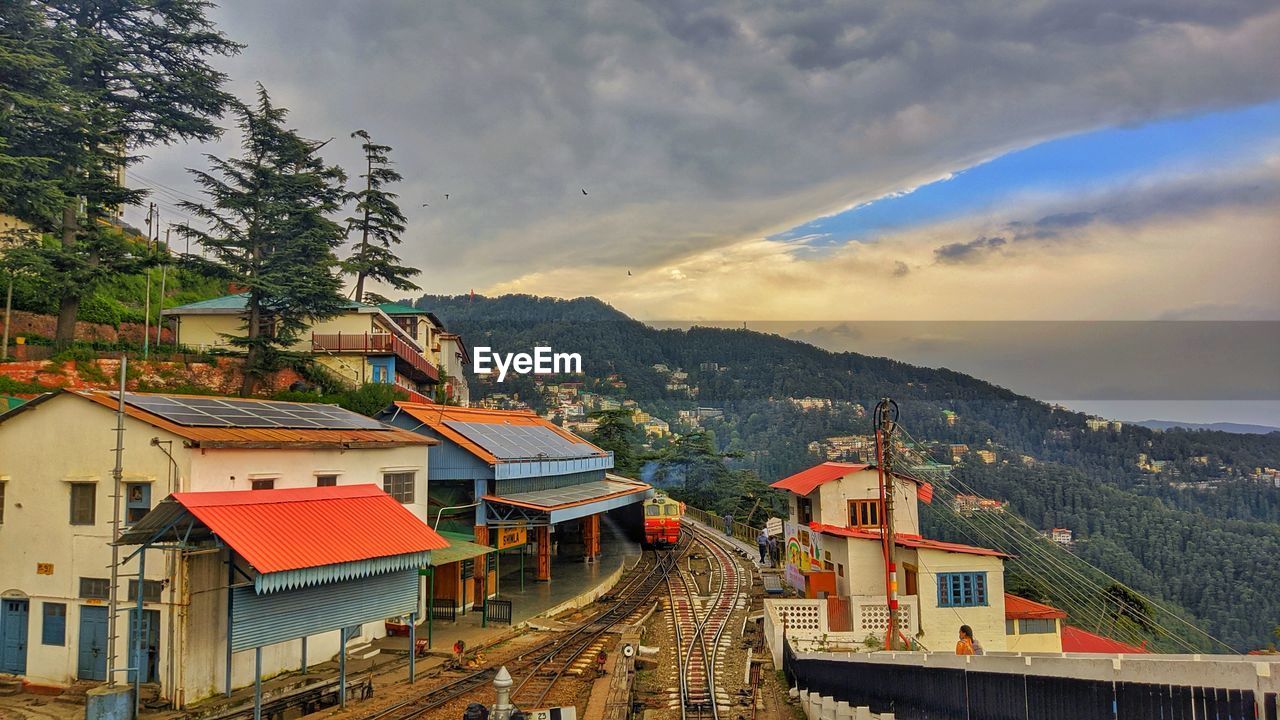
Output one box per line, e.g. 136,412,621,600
429,598,456,622
310,332,439,382
484,598,513,625
684,504,764,547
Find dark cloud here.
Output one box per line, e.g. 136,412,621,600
128,0,1280,294
934,236,1007,263
892,260,910,277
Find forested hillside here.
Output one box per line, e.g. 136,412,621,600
415,293,1280,651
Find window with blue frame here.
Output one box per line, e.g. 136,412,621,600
125,483,151,525
42,602,66,645
937,572,988,607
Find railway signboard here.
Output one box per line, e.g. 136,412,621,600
496,525,528,549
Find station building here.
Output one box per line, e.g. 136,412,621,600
381,402,651,612
0,389,445,705
770,461,1009,652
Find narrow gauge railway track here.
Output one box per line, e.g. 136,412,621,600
670,524,746,720
358,542,686,720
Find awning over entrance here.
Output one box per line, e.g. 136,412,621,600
482,474,651,525
430,532,497,566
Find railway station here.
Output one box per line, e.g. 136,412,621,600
381,403,652,614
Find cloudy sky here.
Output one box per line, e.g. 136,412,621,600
131,0,1280,423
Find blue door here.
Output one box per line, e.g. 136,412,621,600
128,609,160,684
77,606,108,681
0,599,29,675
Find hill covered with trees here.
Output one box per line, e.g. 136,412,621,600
415,292,1280,651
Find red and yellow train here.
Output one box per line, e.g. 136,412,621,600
643,491,684,546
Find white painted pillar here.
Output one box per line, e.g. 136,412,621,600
853,706,873,720
836,700,853,720
820,695,836,720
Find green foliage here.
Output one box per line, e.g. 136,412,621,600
589,409,640,476
3,0,241,341
272,382,407,418
0,375,47,394
178,86,349,393
343,129,418,301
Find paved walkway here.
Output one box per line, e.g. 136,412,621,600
685,515,781,570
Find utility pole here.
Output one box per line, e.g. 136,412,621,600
107,358,127,688
875,398,905,650
155,226,169,349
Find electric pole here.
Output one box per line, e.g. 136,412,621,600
875,398,905,650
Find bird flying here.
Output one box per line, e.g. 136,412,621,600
582,188,588,196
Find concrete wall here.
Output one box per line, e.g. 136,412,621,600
173,309,389,353
1005,618,1063,653
813,469,920,535
913,548,1006,652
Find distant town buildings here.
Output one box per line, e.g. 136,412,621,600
1085,417,1124,432
975,449,997,464
1050,528,1074,545
953,494,1009,514
941,410,958,426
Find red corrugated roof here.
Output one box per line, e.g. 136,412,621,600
1004,593,1067,619
770,462,931,503
171,484,449,573
809,522,1009,557
1061,625,1147,654
770,462,870,495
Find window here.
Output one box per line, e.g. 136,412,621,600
1006,619,1016,635
79,577,110,600
664,505,678,516
837,564,845,578
383,471,415,503
128,580,164,604
645,505,660,516
848,499,882,528
797,498,813,525
1019,618,1057,634
316,475,338,487
125,483,151,525
937,572,988,607
70,483,96,525
42,603,66,645
251,478,275,490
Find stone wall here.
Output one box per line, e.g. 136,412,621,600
0,356,303,397
0,309,174,345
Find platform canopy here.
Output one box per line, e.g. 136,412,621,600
482,474,651,525
120,485,451,652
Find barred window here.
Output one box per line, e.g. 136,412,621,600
937,572,988,607
128,579,164,604
383,472,415,503
79,577,110,600
70,483,96,525
1019,618,1057,634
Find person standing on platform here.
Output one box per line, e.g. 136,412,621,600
757,528,769,564
767,533,779,568
723,512,734,536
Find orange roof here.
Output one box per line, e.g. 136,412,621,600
809,522,1009,557
1004,593,1067,619
1061,625,1147,654
392,401,604,464
172,484,449,574
771,461,931,502
70,390,432,448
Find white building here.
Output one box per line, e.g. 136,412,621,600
0,389,437,705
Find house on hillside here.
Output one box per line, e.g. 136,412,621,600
1003,594,1148,654
376,303,471,405
0,389,445,704
768,461,1008,652
162,294,466,404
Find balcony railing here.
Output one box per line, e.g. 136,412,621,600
311,332,439,383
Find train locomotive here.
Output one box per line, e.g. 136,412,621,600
642,491,684,546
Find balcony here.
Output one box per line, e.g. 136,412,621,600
311,332,439,383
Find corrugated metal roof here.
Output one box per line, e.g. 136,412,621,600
429,532,496,566
377,302,426,315
164,293,368,314
172,485,449,576
483,477,649,511
770,462,870,495
394,402,604,464
1004,593,1068,620
1061,625,1147,654
809,522,1009,557
76,390,433,448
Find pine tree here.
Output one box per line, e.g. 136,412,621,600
344,129,418,303
178,86,349,394
25,0,240,343
0,0,73,227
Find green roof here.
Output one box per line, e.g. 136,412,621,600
2,396,25,411
167,293,369,314
377,302,427,316
429,532,496,566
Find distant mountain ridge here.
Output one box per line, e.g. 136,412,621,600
1131,419,1280,435
412,292,1280,650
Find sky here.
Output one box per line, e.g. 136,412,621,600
129,0,1280,423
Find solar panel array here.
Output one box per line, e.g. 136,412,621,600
444,420,597,460
118,393,385,430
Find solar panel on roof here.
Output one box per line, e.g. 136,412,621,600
444,420,597,460
117,393,385,430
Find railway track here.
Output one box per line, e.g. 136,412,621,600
669,523,747,720
358,541,686,720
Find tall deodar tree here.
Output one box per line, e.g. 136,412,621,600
344,129,418,303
